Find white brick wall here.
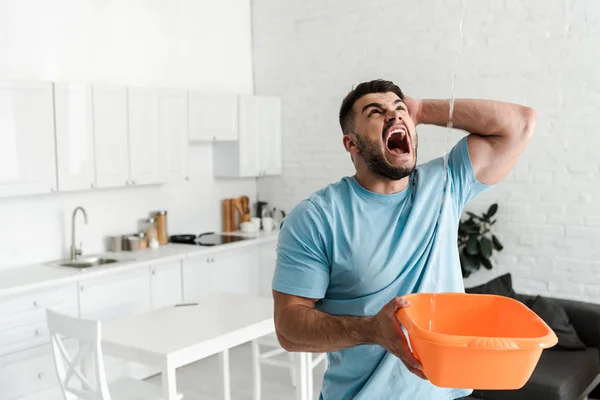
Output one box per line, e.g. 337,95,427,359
252,0,600,303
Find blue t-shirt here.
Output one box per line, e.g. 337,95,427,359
272,137,492,400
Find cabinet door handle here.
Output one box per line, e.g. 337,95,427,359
80,286,85,292
34,329,41,336
152,270,157,275
132,180,136,185
33,301,39,307
38,373,45,380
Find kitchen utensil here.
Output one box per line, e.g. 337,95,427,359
125,235,140,251
256,201,269,220
240,221,258,233
262,217,274,232
108,236,123,252
154,211,168,245
240,196,251,222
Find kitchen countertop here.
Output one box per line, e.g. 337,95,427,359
0,230,279,298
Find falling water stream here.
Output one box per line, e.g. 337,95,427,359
428,0,469,332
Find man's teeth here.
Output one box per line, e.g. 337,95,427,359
389,128,406,139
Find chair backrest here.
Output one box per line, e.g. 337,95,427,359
46,309,112,400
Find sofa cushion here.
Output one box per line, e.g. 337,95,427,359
465,273,517,298
528,295,586,350
471,348,600,400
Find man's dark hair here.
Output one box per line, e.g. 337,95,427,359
338,79,405,135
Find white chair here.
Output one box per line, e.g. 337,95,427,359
251,334,327,400
46,309,183,400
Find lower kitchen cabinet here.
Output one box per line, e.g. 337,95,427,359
182,254,213,302
183,247,261,301
78,269,151,320
211,247,260,296
0,344,59,400
150,261,183,309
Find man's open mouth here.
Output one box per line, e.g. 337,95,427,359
384,125,411,156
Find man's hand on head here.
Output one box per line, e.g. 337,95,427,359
403,96,422,126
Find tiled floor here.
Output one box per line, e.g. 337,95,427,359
146,342,325,400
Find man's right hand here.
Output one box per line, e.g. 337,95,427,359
372,297,426,380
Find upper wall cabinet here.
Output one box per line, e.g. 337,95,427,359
213,94,282,178
159,89,188,181
92,85,130,189
0,81,57,198
257,96,282,176
54,83,96,191
127,88,164,185
188,91,238,142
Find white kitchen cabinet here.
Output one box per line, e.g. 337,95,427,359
54,82,96,192
0,344,61,400
259,96,283,176
159,89,188,181
0,81,57,197
258,241,278,298
188,91,238,142
211,247,260,296
0,283,78,357
150,261,183,309
128,88,163,185
182,255,213,302
213,94,282,178
92,85,130,188
78,269,150,321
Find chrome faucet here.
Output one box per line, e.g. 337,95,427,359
70,206,88,261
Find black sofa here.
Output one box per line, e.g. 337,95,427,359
464,273,600,400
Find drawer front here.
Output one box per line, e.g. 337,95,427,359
0,284,78,357
0,302,77,356
0,346,59,400
0,284,78,318
79,270,151,321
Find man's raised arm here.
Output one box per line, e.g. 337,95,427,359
409,97,537,186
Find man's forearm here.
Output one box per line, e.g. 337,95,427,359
417,98,533,140
275,303,375,352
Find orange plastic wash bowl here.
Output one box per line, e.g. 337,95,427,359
396,292,558,390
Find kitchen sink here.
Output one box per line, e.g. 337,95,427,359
57,257,120,269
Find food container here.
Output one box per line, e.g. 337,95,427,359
396,292,557,390
124,235,140,251
154,210,168,245
108,236,123,252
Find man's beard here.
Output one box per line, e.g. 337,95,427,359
355,134,417,181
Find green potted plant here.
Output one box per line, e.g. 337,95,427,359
458,203,504,278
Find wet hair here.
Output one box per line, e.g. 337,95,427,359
338,79,405,135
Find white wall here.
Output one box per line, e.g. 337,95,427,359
252,0,600,302
0,0,257,268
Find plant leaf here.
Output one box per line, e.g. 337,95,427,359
467,235,479,255
465,212,480,220
479,255,493,270
486,203,498,219
479,237,493,258
460,249,480,272
492,235,504,251
464,224,480,234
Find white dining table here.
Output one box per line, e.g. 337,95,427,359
101,292,312,400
